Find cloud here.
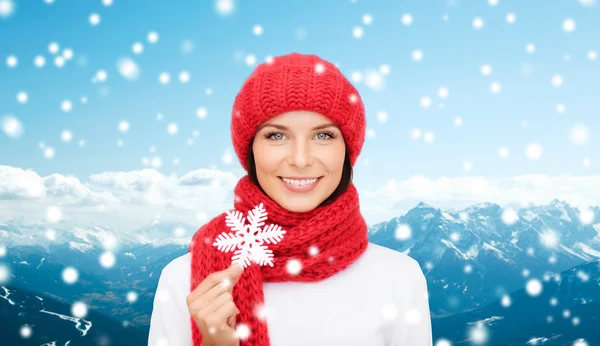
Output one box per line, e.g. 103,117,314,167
361,174,600,224
0,166,239,208
0,165,119,205
0,166,240,230
85,168,237,206
0,165,46,199
89,168,167,192
89,169,176,205
44,173,116,205
2,165,600,229
179,168,238,187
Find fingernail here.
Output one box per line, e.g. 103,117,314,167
232,263,244,273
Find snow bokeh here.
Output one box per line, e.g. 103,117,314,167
1,2,600,344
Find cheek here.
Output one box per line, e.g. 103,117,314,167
319,144,346,172
253,143,280,172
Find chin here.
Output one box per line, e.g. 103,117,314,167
277,199,321,213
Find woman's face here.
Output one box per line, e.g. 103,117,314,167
252,110,346,212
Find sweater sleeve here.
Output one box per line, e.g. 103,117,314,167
148,265,194,346
403,262,433,346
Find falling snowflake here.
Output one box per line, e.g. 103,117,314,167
213,203,286,268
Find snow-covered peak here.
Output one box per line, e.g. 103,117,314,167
463,202,501,214
0,218,197,249
541,199,579,224
0,222,24,235
549,198,569,207
416,201,435,209
130,220,196,245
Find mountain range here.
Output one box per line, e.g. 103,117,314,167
368,199,600,317
432,259,599,346
1,199,599,345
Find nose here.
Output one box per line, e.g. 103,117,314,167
287,140,312,168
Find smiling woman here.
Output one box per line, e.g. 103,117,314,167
248,110,352,213
148,52,433,346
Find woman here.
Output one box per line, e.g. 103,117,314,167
148,52,432,346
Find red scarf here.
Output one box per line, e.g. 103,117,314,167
189,175,369,345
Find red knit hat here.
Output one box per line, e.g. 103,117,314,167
231,52,366,171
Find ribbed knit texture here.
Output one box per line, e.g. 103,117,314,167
189,176,369,345
231,52,366,171
189,52,368,345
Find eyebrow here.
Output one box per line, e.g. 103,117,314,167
257,123,340,132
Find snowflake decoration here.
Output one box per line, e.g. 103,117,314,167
212,203,286,268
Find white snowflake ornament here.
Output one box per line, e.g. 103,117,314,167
213,203,286,268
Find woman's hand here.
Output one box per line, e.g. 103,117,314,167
186,263,245,346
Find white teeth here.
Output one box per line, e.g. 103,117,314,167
282,177,318,186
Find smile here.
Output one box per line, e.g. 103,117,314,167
277,176,323,193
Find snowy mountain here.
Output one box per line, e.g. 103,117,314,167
431,259,600,346
0,217,194,250
1,283,147,345
1,199,598,345
0,219,198,327
1,218,195,271
368,199,600,316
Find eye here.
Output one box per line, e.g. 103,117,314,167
265,132,285,141
264,131,336,141
316,131,336,140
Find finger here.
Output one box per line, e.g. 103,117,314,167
200,290,236,316
227,315,236,328
211,262,245,292
228,262,245,288
188,287,225,317
191,278,230,310
201,263,244,294
211,300,239,331
190,292,237,332
187,263,244,304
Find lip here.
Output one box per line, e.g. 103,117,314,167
278,176,322,193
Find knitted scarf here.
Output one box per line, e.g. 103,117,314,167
189,175,369,345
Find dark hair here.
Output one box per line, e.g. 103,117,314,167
247,139,353,207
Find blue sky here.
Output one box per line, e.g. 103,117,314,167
1,0,599,228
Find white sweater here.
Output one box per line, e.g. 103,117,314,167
148,242,433,346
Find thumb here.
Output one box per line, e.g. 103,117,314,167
227,263,245,286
